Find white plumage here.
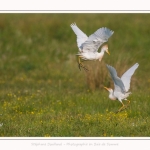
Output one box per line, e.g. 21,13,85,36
70,23,114,71
104,63,139,112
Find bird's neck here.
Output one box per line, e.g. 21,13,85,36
109,90,116,100
100,48,106,53
97,52,104,61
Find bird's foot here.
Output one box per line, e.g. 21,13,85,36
115,104,129,114
116,106,126,114
78,63,89,72
115,109,125,114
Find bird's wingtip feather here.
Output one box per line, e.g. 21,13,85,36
70,22,76,27
134,63,139,68
106,64,112,70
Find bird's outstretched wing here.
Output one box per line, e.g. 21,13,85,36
106,65,126,93
81,27,114,53
70,23,88,50
121,63,139,92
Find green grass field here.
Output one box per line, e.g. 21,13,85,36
0,13,150,137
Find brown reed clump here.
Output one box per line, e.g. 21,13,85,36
83,61,111,91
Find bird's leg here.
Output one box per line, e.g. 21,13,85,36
78,57,87,70
126,100,130,107
127,100,130,105
122,100,130,109
116,102,125,113
116,100,130,113
78,56,89,71
78,56,82,70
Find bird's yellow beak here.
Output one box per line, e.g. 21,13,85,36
106,49,110,55
104,87,109,91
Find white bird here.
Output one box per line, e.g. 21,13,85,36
104,63,139,112
70,23,114,71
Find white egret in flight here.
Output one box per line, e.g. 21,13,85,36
70,23,114,71
104,63,139,112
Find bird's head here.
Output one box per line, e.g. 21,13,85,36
104,87,113,93
104,87,116,100
101,44,110,55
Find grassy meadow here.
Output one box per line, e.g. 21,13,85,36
0,13,150,137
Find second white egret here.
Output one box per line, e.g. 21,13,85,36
104,63,139,112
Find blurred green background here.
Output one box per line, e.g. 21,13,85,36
0,13,150,137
